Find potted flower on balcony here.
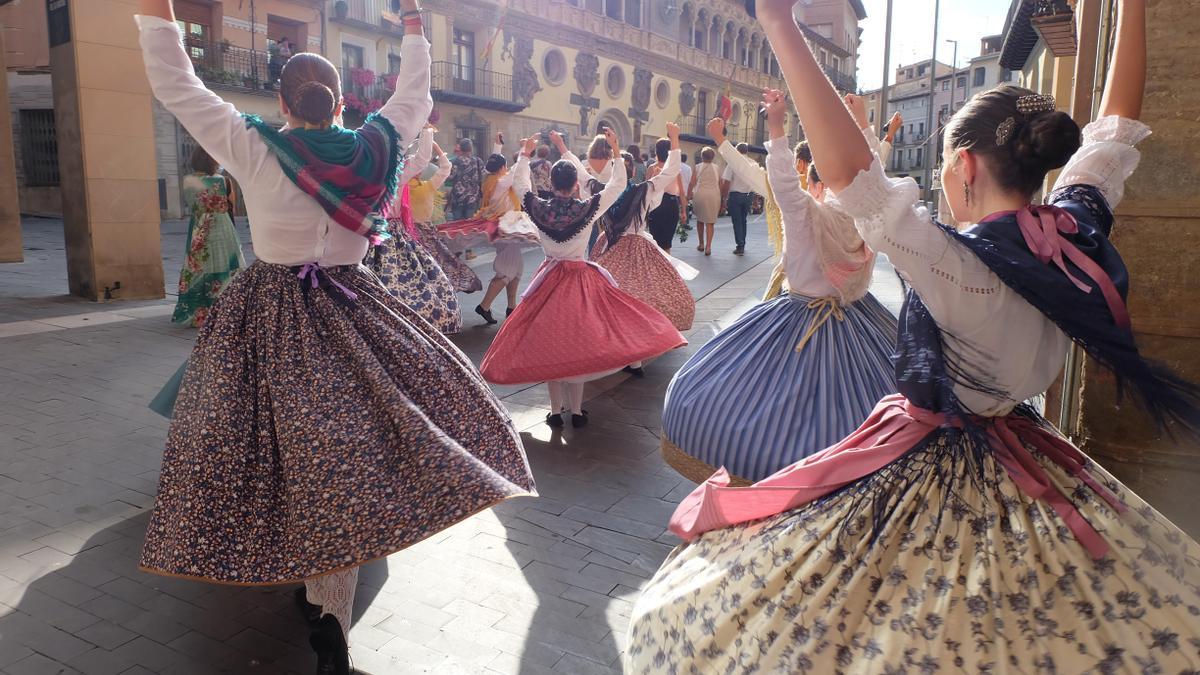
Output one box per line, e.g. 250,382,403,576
334,0,348,20
1030,0,1077,57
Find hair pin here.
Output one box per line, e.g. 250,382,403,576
1016,93,1056,116
996,117,1017,146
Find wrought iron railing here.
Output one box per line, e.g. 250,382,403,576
430,61,516,105
187,38,275,91
824,66,857,94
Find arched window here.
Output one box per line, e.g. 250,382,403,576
678,4,693,45
722,22,735,60
694,10,708,50
709,17,721,56
736,29,747,67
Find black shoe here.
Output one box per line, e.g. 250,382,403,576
506,307,514,317
546,412,564,428
309,614,350,675
622,365,645,378
572,410,589,428
293,587,322,627
475,305,497,325
733,247,745,255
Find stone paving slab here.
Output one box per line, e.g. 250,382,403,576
0,215,900,674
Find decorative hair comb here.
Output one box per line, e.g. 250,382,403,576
996,93,1058,145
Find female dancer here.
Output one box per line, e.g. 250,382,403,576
172,146,245,327
408,136,483,294
688,147,721,255
364,124,461,333
554,132,616,252
135,3,534,674
659,91,897,485
441,135,539,324
590,122,697,333
643,136,689,254
629,0,1200,671
480,131,686,428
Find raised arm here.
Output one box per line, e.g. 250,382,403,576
430,142,453,191
376,0,433,147
756,0,872,193
592,129,628,219
762,91,817,254
1099,0,1145,121
710,117,768,195
648,123,682,193
397,126,434,185
511,137,537,200
135,9,262,180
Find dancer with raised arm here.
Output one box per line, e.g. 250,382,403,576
629,0,1200,671
134,2,534,673
591,122,697,334
364,124,462,333
659,89,897,485
409,137,483,293
480,131,686,428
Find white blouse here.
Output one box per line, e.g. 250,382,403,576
136,16,433,266
831,116,1151,416
514,157,627,260
718,141,768,197
562,151,614,199
763,137,841,299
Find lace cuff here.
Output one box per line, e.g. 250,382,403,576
1082,115,1152,147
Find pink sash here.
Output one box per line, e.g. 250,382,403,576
669,394,1126,559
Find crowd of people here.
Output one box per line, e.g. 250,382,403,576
133,0,1200,672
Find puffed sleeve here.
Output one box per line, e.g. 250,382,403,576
1049,116,1151,234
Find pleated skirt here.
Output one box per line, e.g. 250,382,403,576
593,234,695,331
661,292,897,483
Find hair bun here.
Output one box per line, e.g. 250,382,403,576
293,80,337,125
1013,110,1081,175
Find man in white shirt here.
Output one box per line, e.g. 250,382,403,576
720,142,759,255
678,153,694,194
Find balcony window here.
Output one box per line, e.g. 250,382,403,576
177,19,210,63
974,67,986,87
388,54,402,75
454,29,476,85
624,0,641,27
957,75,966,89
605,0,621,20
1001,69,1014,82
341,43,366,96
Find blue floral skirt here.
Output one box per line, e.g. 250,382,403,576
628,425,1200,672
364,218,461,334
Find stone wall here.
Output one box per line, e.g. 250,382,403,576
1078,0,1200,536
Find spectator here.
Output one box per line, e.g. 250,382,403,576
530,144,554,199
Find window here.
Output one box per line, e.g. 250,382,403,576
698,89,709,123
543,49,566,85
387,54,402,75
974,67,986,87
916,148,923,167
869,109,875,124
175,18,210,63
605,0,621,20
831,56,840,74
917,64,927,76
918,122,924,136
341,43,366,95
19,110,59,187
453,29,475,83
942,80,949,91
624,0,641,26
1001,69,1014,82
957,75,966,89
654,80,670,108
605,65,625,97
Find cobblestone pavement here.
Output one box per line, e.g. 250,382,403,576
0,215,901,674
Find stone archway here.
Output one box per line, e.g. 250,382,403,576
596,108,633,145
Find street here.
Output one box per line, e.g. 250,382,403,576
0,213,901,675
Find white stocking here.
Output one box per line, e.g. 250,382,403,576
567,382,585,415
305,567,359,641
547,381,565,414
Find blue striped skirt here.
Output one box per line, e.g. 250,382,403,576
661,292,898,483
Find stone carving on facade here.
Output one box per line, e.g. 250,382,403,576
631,67,653,113
508,32,542,106
578,106,593,136
679,82,696,116
574,52,600,96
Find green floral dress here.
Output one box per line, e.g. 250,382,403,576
172,174,246,327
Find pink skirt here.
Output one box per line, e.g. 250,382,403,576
594,235,695,331
439,218,497,247
480,260,687,385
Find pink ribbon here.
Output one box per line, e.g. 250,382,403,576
989,205,1131,330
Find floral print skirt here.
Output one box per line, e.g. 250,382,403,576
172,211,244,327
593,233,695,331
140,261,536,584
412,220,483,293
627,428,1200,673
364,218,461,334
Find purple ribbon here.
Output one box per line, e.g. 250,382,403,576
296,262,359,303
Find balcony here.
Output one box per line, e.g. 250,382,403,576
677,114,711,143
430,62,525,113
187,38,276,93
331,0,405,35
823,66,858,94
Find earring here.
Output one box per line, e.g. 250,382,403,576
963,181,971,206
